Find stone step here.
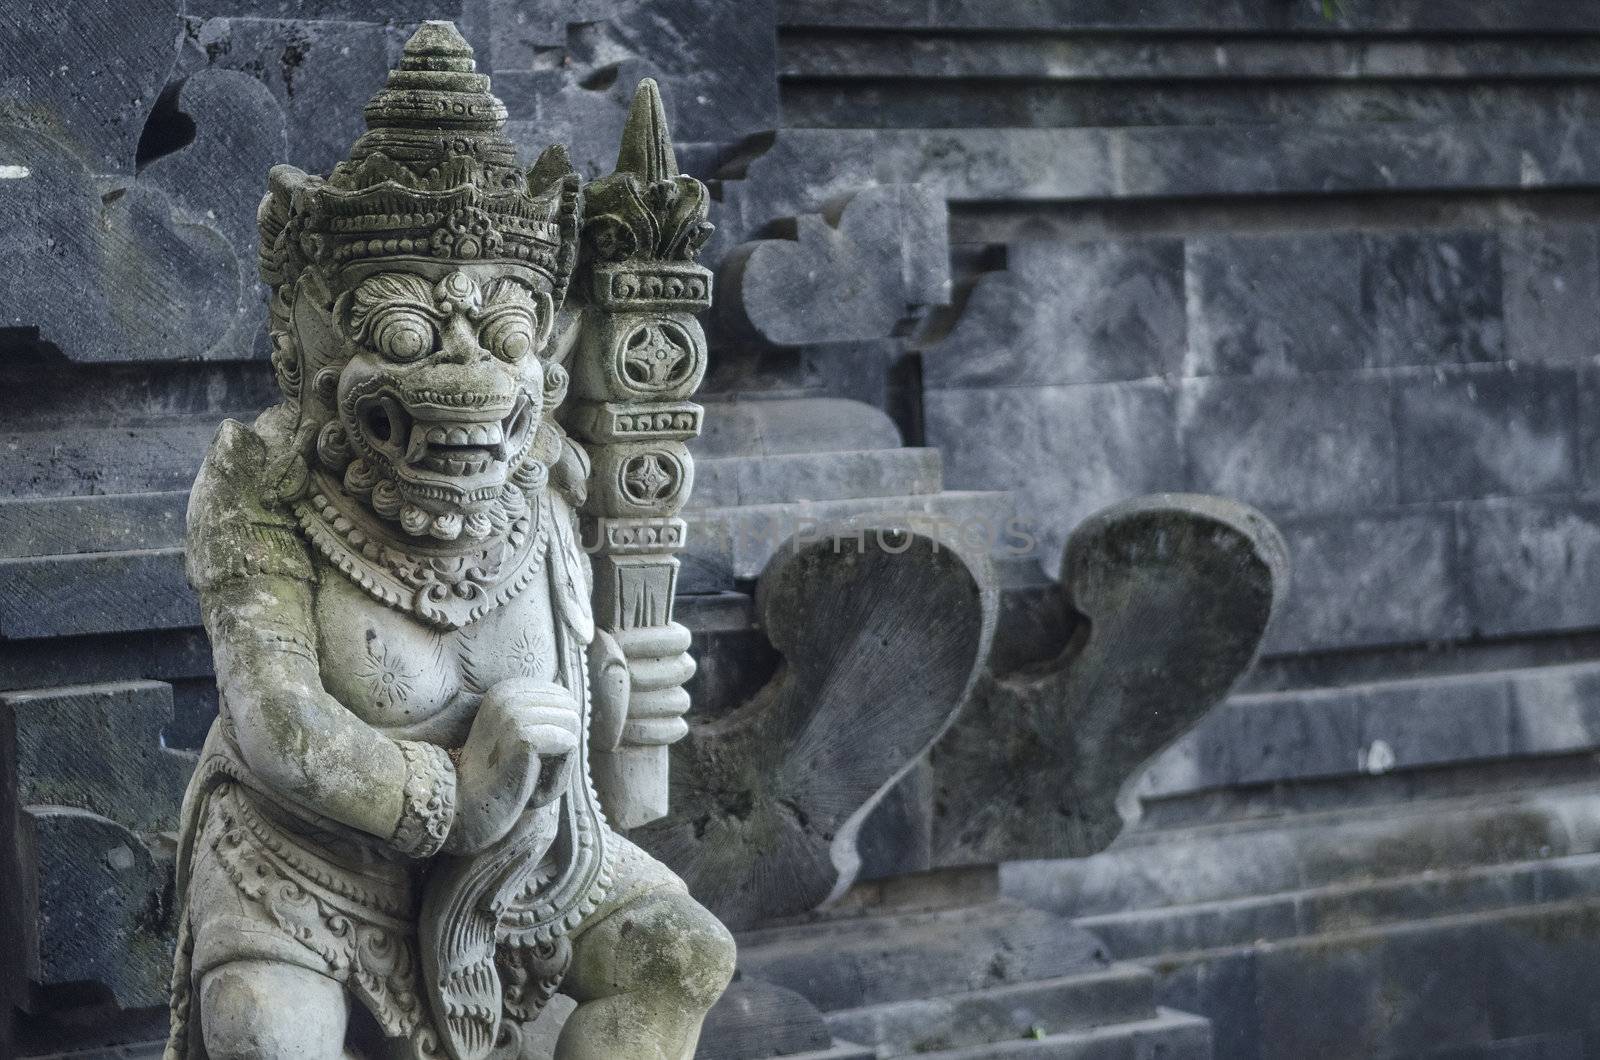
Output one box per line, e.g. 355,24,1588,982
1074,851,1600,961
0,413,229,499
697,396,902,458
1137,659,1600,806
714,121,1600,243
823,966,1159,1054
0,491,188,559
736,900,1111,1012
1003,782,1600,917
779,34,1600,83
689,447,943,510
0,547,194,640
684,488,1015,587
1149,895,1600,1059
912,1008,1213,1060
774,3,1600,33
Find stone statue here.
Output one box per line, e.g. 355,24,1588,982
165,21,733,1060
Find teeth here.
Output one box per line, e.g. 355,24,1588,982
447,427,469,445
406,425,429,463
425,426,450,445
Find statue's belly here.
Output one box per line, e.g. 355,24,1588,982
313,566,562,743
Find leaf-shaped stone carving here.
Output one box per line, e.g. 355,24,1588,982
634,529,996,929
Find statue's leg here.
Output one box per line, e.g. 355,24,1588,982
199,959,350,1060
555,848,735,1060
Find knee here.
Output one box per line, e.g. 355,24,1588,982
593,890,737,1011
667,894,737,1009
200,961,345,1060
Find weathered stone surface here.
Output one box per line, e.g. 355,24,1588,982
925,381,1181,577
1178,375,1397,514
776,1,1600,33
487,0,778,182
1262,507,1468,655
18,808,175,1009
689,448,942,510
0,492,188,559
177,16,394,176
0,549,194,640
716,122,1600,244
1503,222,1600,366
635,529,994,928
1460,497,1600,638
141,68,288,359
1185,233,1368,376
920,240,1184,389
723,185,950,347
0,0,180,173
1365,230,1505,368
1395,366,1577,504
696,397,902,458
930,494,1286,866
3,682,193,834
0,127,240,363
698,978,836,1060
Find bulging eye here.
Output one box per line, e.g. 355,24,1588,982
482,310,537,362
371,309,435,362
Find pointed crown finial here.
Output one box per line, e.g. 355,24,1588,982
614,78,679,181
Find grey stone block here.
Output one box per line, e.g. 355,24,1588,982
1458,497,1600,638
1365,230,1505,368
925,381,1181,577
724,185,950,347
2,681,194,834
699,978,836,1060
19,808,175,1009
1262,507,1467,655
735,901,1109,1013
0,417,219,498
1356,672,1513,771
1178,375,1397,514
0,127,241,364
1395,366,1577,504
696,397,902,459
1185,233,1368,376
1230,687,1361,787
776,1,1600,33
1505,661,1600,756
0,492,188,559
689,448,942,510
180,16,395,176
1503,222,1600,366
716,121,1600,245
0,549,196,640
0,0,180,173
920,239,1185,389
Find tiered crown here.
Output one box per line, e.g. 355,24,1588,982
259,21,578,291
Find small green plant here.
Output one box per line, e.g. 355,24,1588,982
1321,0,1348,18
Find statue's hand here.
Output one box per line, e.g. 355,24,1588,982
445,679,580,855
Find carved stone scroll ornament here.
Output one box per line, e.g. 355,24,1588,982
167,23,732,1060
634,528,997,929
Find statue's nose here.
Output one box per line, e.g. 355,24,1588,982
437,314,489,365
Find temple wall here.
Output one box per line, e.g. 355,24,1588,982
7,1,1600,1056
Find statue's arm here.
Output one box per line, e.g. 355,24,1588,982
187,420,455,856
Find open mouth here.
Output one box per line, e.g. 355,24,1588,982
356,391,536,483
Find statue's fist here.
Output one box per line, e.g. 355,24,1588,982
446,680,581,854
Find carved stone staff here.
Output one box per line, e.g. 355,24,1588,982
564,79,713,829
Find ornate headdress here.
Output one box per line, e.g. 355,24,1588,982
257,21,580,304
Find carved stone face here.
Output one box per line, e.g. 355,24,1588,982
318,260,561,540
